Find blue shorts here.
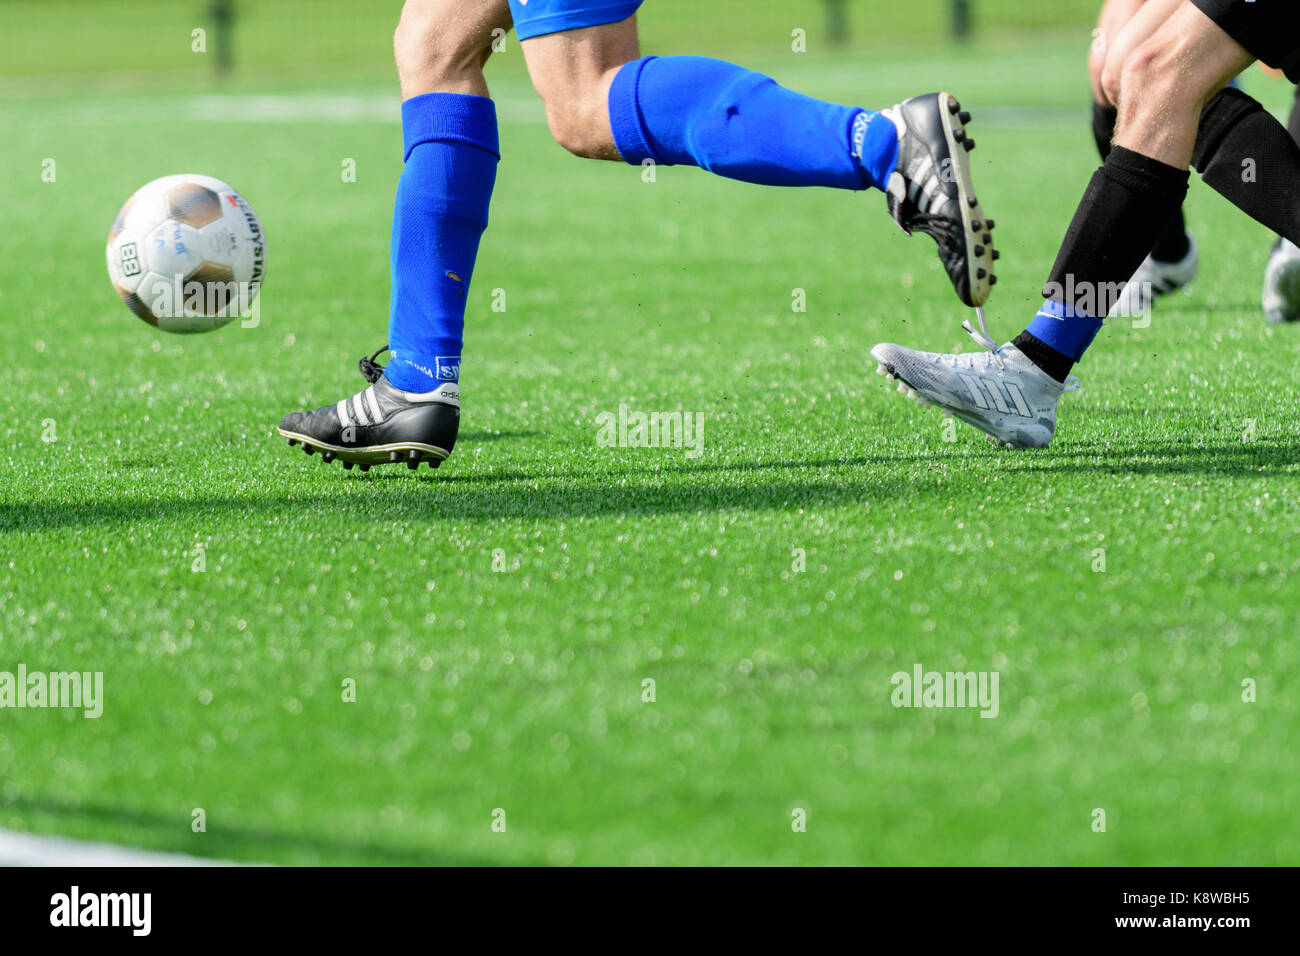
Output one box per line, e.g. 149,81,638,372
508,0,643,41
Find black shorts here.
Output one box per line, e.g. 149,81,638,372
1191,0,1300,82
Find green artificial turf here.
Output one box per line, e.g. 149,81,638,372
1,17,1298,865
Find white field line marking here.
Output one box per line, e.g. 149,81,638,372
2,93,1115,130
191,93,548,123
0,827,254,867
3,94,547,127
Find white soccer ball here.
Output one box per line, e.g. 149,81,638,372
106,174,266,334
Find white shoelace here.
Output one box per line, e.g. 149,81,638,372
961,306,1003,369
956,306,1082,392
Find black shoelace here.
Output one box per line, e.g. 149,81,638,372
358,345,388,384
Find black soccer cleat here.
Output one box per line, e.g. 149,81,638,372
882,92,997,308
277,346,459,471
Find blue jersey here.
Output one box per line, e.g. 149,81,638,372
509,0,644,41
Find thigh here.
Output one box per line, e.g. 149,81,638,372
1189,0,1300,82
517,14,641,114
1139,0,1257,97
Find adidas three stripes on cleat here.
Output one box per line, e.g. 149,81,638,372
882,92,999,309
870,319,1077,449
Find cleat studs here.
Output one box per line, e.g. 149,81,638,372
407,460,419,470
389,451,400,462
963,138,975,151
948,98,960,114
989,275,998,286
303,444,314,455
953,128,966,142
992,250,1001,261
983,233,992,245
342,460,354,470
876,363,885,375
907,388,918,400
885,372,895,382
359,463,370,472
322,451,335,463
971,220,981,231
286,438,298,446
959,110,972,124
406,449,421,470
429,459,440,469
977,268,987,280
968,196,977,208
897,381,907,394
984,218,995,229
974,245,985,256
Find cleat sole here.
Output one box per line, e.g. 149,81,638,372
936,91,994,307
277,427,451,470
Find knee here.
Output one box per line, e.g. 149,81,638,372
537,74,620,159
545,95,611,159
1088,51,1107,106
394,1,492,96
1117,36,1188,111
1099,47,1127,108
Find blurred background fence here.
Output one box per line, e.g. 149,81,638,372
1,0,1098,81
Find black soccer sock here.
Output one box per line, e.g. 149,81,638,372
1093,100,1188,263
1193,87,1300,247
1150,209,1191,263
1091,101,1118,160
1288,84,1300,148
1045,146,1189,315
1010,330,1078,382
1014,146,1189,381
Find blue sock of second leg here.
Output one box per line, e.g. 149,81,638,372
607,55,898,190
386,92,499,393
1022,300,1105,365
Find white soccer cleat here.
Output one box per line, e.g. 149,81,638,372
870,311,1077,449
1262,237,1300,325
1109,234,1198,319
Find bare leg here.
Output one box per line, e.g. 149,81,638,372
1095,0,1182,108
395,0,512,100
1090,0,1150,107
516,16,641,159
1112,1,1254,168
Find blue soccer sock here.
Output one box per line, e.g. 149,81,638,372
607,55,898,190
1021,299,1105,364
1014,297,1104,383
386,92,499,392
